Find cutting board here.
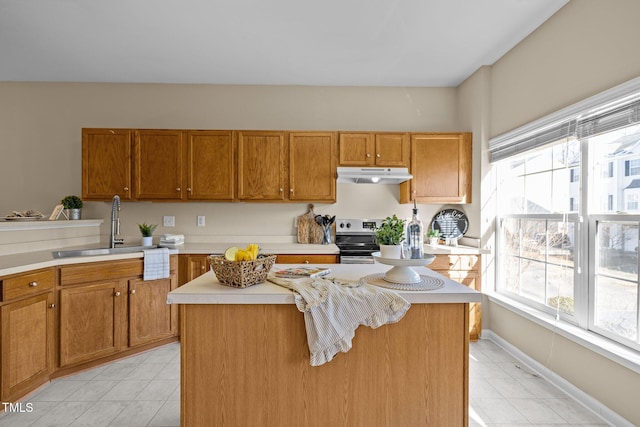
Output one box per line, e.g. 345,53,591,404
296,204,324,244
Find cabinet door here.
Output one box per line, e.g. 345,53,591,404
339,133,373,166
1,292,55,401
186,131,234,201
289,132,337,202
276,254,338,264
82,128,132,200
237,131,286,200
134,130,185,200
128,274,177,347
374,133,409,166
401,133,472,204
179,255,210,285
59,281,127,367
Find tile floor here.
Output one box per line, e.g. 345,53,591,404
0,340,610,426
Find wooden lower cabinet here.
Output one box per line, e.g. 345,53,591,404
178,254,210,285
1,291,55,402
59,280,128,367
276,254,338,264
129,275,178,347
430,254,482,340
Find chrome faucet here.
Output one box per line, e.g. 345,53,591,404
110,195,124,248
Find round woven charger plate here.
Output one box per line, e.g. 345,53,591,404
360,273,444,291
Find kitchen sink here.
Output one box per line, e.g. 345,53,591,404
52,245,158,259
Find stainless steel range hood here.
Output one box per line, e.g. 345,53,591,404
336,167,412,184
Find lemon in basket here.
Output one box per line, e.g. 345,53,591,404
224,246,239,261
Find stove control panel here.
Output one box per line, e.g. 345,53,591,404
336,218,382,234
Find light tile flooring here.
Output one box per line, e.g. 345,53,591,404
0,340,610,427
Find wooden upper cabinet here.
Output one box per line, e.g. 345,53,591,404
186,131,234,201
82,129,132,200
289,132,337,202
401,133,472,204
237,131,287,201
339,132,409,167
134,130,185,200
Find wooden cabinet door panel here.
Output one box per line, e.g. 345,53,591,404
59,281,127,367
237,131,286,200
402,133,472,204
178,255,210,285
375,133,409,166
339,133,373,166
187,131,234,200
289,132,337,202
128,275,176,347
82,129,132,200
1,292,54,401
134,130,184,200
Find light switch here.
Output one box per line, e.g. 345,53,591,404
197,216,205,227
163,216,175,227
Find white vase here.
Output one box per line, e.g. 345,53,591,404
142,236,153,246
379,244,401,259
429,237,439,246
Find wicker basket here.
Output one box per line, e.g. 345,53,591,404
208,254,277,288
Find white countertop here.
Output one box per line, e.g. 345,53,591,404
167,263,481,305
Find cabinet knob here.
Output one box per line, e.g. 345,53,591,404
279,188,283,192
49,303,56,309
176,187,181,192
29,281,38,287
376,153,381,158
201,265,205,270
304,260,309,264
114,291,121,297
130,289,136,295
187,187,192,192
124,187,129,191
366,153,371,158
290,188,294,193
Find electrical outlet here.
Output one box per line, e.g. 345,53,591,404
197,215,205,227
163,215,175,227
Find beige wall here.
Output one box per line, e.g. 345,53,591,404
483,0,640,424
490,0,640,138
0,83,472,243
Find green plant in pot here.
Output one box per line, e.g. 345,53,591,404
375,214,406,258
138,222,157,246
60,195,83,220
427,229,441,245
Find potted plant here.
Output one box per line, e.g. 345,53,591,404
60,195,83,220
375,214,406,258
427,229,441,246
138,222,157,246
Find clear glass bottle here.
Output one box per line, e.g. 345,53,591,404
407,201,424,259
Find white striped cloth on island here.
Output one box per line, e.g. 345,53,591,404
267,275,410,366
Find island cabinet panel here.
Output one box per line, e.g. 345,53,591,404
180,303,469,427
1,291,55,402
401,132,472,204
82,128,133,200
237,131,287,201
186,130,235,201
59,280,128,367
134,129,185,200
339,132,409,167
288,132,337,202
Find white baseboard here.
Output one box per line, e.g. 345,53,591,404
481,329,632,427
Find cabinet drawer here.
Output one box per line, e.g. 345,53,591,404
60,256,178,286
276,254,338,264
429,255,479,271
2,269,55,301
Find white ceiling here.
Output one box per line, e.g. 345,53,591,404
0,0,568,87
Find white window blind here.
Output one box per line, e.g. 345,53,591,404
489,77,640,163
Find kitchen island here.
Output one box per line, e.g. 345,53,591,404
168,263,481,427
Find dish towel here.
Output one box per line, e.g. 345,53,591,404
267,275,410,366
143,248,170,281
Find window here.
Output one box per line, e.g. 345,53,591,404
491,77,640,351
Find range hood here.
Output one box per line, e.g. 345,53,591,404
336,167,412,184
